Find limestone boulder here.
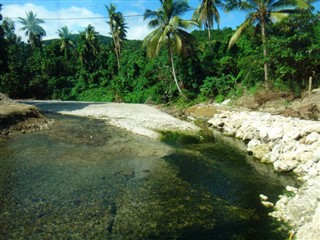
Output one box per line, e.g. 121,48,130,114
274,160,299,172
305,132,320,144
268,127,284,141
296,203,320,240
247,139,262,152
252,144,270,160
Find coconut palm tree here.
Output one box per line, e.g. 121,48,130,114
78,24,99,66
106,4,127,71
143,0,199,99
18,11,46,47
226,0,314,88
57,26,75,59
193,0,222,50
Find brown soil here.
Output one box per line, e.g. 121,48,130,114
0,93,51,136
183,89,320,121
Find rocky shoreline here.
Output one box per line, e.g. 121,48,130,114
2,94,319,238
206,110,320,240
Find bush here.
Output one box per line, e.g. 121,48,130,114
199,74,236,99
74,87,114,102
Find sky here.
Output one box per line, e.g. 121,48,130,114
1,0,319,41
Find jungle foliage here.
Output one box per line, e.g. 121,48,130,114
0,3,319,104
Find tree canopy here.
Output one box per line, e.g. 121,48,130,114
0,2,319,103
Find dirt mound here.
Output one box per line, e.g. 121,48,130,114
232,89,320,120
184,104,220,119
0,93,51,136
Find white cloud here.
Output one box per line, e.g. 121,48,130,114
124,12,152,40
3,3,110,41
2,3,152,41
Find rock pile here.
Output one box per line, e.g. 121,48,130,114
207,110,320,240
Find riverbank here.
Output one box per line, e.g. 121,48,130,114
0,94,52,136
2,93,319,239
203,109,320,239
20,100,200,139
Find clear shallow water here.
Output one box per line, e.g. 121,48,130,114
0,113,295,239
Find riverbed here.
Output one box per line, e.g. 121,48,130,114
0,112,296,239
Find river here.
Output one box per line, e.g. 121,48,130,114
0,113,296,239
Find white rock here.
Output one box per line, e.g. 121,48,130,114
301,123,320,136
252,144,270,160
316,162,320,172
296,203,320,240
274,160,299,172
295,151,315,164
282,130,300,142
305,132,320,144
256,125,269,140
259,194,269,201
247,139,262,152
261,201,274,208
286,186,298,193
308,167,318,177
268,127,284,141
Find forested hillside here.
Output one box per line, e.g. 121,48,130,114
0,1,319,104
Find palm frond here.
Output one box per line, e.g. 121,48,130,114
271,0,314,10
148,19,161,28
179,19,200,29
143,27,164,58
144,9,161,20
172,0,191,17
225,0,255,12
270,12,289,21
228,16,254,49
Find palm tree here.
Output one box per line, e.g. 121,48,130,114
226,0,314,88
106,4,127,71
193,0,222,50
143,0,199,99
79,24,99,66
18,11,46,47
57,26,75,59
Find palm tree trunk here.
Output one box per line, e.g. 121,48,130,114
261,18,270,89
168,40,187,100
113,37,120,71
207,27,213,52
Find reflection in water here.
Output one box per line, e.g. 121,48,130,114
0,114,294,239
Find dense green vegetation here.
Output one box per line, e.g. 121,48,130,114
0,1,319,104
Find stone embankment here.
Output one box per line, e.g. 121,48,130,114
207,110,320,240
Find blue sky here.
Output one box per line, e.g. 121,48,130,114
1,0,319,41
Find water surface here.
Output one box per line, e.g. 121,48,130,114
0,113,295,239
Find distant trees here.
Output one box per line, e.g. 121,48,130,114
0,3,319,102
143,0,199,98
226,0,315,89
18,11,46,48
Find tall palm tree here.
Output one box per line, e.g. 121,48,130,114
57,26,74,59
106,4,127,71
226,0,314,88
193,0,222,50
143,0,199,99
18,11,46,47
